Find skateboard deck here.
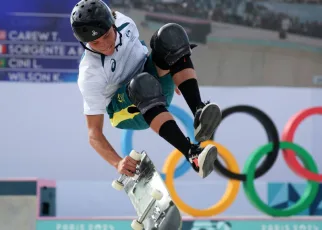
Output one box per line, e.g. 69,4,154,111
112,150,182,230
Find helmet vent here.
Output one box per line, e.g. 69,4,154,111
91,2,95,4
78,13,82,18
81,5,84,8
73,12,76,15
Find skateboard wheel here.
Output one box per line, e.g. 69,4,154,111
111,180,124,191
129,150,141,161
131,220,143,230
151,189,163,200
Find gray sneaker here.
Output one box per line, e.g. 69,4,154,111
194,102,222,142
187,141,218,178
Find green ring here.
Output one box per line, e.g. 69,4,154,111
243,141,319,217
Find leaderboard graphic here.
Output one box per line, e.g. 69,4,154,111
0,0,110,83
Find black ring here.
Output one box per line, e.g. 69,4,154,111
213,105,279,181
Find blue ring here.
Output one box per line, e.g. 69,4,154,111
121,105,194,180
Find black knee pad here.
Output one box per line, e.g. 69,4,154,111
127,72,166,114
150,23,197,69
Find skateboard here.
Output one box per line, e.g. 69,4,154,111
111,150,182,230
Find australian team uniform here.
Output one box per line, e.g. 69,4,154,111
78,12,175,130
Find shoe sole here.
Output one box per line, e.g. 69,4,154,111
198,145,218,178
195,103,222,142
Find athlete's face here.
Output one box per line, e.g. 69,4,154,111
89,27,116,56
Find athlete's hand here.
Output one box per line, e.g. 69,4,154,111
117,156,140,177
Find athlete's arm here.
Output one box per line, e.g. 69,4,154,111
86,114,121,168
86,114,138,176
79,51,139,176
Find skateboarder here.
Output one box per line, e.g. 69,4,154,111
70,0,222,179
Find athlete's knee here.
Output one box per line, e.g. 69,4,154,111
127,72,166,115
150,23,197,75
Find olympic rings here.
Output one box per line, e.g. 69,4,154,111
162,140,241,217
282,107,322,182
243,141,319,217
122,105,194,179
121,104,321,217
212,105,280,181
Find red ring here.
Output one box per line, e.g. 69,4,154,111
282,107,322,181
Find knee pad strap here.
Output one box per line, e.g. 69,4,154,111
169,55,194,76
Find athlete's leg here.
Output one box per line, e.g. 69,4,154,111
106,84,150,130
127,72,216,178
150,23,222,142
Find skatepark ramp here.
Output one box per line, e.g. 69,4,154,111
123,8,322,88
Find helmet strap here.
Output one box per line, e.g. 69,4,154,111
79,42,102,55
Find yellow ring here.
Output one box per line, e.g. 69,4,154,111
162,140,241,217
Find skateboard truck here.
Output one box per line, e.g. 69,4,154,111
111,150,142,191
130,188,163,230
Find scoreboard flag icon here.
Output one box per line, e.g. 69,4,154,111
0,44,7,54
0,30,6,40
0,59,6,68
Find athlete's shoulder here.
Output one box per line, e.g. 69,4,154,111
78,49,105,83
113,11,137,29
79,49,101,70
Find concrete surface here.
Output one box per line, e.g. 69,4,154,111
0,196,37,230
